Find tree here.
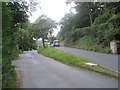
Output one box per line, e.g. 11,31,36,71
2,1,39,87
58,1,120,50
2,2,19,88
30,15,57,48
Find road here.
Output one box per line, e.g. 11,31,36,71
13,51,118,88
55,46,119,72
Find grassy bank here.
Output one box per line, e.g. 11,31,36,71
65,43,112,54
64,35,112,54
38,47,119,79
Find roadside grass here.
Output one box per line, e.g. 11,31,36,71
65,44,112,54
38,47,120,80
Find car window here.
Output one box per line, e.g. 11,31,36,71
54,40,60,43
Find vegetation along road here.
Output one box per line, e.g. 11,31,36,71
55,46,119,72
13,51,118,88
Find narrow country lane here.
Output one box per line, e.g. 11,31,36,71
55,46,119,72
13,51,118,88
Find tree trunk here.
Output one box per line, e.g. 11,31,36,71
42,38,45,48
89,12,92,26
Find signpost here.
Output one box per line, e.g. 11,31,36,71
47,32,52,39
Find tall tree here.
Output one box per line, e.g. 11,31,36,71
2,1,39,87
59,1,120,48
30,15,57,48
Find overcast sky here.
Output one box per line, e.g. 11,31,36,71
29,0,76,36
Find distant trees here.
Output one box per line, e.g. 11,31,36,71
29,15,57,48
58,2,120,52
74,2,104,26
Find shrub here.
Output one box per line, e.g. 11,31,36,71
78,35,97,46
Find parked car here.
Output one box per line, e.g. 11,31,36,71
53,40,60,47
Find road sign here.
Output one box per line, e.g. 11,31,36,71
47,33,52,39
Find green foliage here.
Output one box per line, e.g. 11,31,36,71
9,2,29,24
78,35,97,46
93,15,110,25
58,2,120,54
58,2,106,42
74,2,104,26
30,15,57,48
38,47,119,79
105,14,120,41
2,1,40,88
32,15,57,39
2,3,18,88
16,28,37,51
2,1,38,88
2,59,17,88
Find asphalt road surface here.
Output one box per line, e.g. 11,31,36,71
13,51,118,88
55,46,119,72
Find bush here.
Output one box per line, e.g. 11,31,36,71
93,14,110,25
78,35,97,46
68,14,120,54
2,3,18,88
2,58,17,88
105,14,120,41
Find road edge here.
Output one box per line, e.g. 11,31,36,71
16,70,23,88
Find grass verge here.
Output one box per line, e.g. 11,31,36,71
38,47,120,80
65,44,112,54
